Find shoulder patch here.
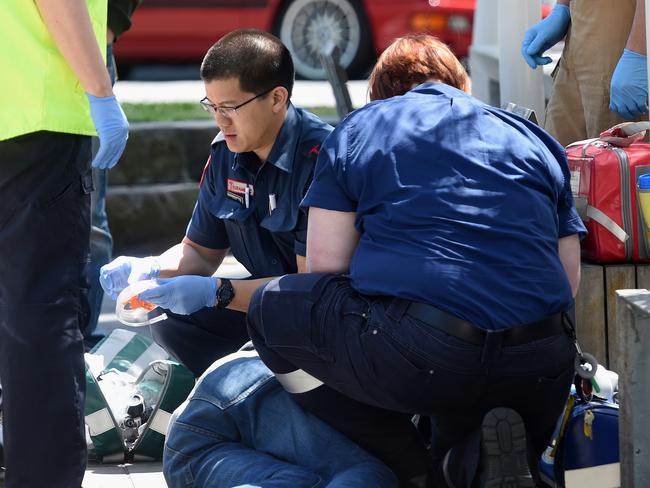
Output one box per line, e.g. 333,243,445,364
300,140,321,158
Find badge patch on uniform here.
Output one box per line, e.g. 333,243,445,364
227,179,254,197
226,191,244,204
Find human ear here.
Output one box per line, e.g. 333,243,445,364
272,87,289,113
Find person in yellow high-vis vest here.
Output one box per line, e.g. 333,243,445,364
0,1,128,487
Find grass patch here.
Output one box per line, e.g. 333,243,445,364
122,102,339,123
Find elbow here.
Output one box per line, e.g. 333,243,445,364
307,255,349,274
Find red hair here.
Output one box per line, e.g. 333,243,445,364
369,34,470,101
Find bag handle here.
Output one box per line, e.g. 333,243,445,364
566,122,650,153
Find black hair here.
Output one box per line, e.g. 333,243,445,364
200,29,294,98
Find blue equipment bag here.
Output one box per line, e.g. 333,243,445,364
539,375,620,488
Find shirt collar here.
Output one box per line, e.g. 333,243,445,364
410,81,469,99
264,103,300,173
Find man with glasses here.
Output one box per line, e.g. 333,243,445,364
99,29,333,377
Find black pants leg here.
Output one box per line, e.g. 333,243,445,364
152,306,249,377
0,132,92,488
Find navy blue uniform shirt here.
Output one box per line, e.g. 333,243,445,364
302,83,587,330
188,104,332,278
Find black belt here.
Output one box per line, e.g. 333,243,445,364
405,302,565,346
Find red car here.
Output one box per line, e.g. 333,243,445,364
114,0,545,80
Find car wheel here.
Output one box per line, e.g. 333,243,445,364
276,0,373,80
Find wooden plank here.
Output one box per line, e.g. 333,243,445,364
605,265,636,372
575,263,607,367
636,264,650,289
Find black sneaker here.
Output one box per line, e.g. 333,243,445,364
479,408,534,488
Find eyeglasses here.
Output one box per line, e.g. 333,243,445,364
200,87,274,118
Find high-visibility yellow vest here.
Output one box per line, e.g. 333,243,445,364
0,0,107,141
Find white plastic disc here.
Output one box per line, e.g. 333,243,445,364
115,280,168,327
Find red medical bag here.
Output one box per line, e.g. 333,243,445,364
566,122,650,263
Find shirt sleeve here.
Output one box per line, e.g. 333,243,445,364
293,208,308,256
186,156,231,249
300,124,357,212
107,0,142,39
556,152,588,239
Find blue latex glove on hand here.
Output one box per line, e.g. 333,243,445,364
138,276,217,315
99,256,160,300
521,4,571,69
87,94,129,169
610,49,649,120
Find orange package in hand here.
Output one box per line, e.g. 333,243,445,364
126,295,156,311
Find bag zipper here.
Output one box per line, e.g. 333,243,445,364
613,148,633,261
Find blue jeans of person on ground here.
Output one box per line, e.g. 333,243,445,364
246,273,576,487
164,348,398,488
83,44,117,348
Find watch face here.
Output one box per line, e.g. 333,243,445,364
217,279,235,308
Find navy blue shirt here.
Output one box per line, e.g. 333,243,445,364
188,104,332,277
302,83,587,330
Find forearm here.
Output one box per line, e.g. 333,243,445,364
157,240,227,278
558,234,581,297
223,277,277,313
627,0,646,53
34,0,113,97
227,254,306,313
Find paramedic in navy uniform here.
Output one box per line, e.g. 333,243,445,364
245,35,587,487
99,29,332,377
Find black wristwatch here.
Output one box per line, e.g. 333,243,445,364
215,278,235,309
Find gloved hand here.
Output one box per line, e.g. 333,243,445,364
610,49,649,120
99,256,160,300
521,4,571,69
138,276,217,315
87,94,129,169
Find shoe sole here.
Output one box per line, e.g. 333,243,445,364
480,407,534,488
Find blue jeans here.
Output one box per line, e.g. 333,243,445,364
163,350,398,488
83,44,116,347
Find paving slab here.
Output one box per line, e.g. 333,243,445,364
83,462,166,488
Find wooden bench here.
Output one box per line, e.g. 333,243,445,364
575,262,650,373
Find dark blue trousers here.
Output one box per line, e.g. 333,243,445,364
151,306,249,377
247,273,575,486
0,132,92,488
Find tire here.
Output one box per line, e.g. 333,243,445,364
276,0,373,80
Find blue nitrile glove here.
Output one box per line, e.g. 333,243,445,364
521,4,571,69
138,276,217,315
99,256,160,300
87,94,129,169
610,49,649,120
